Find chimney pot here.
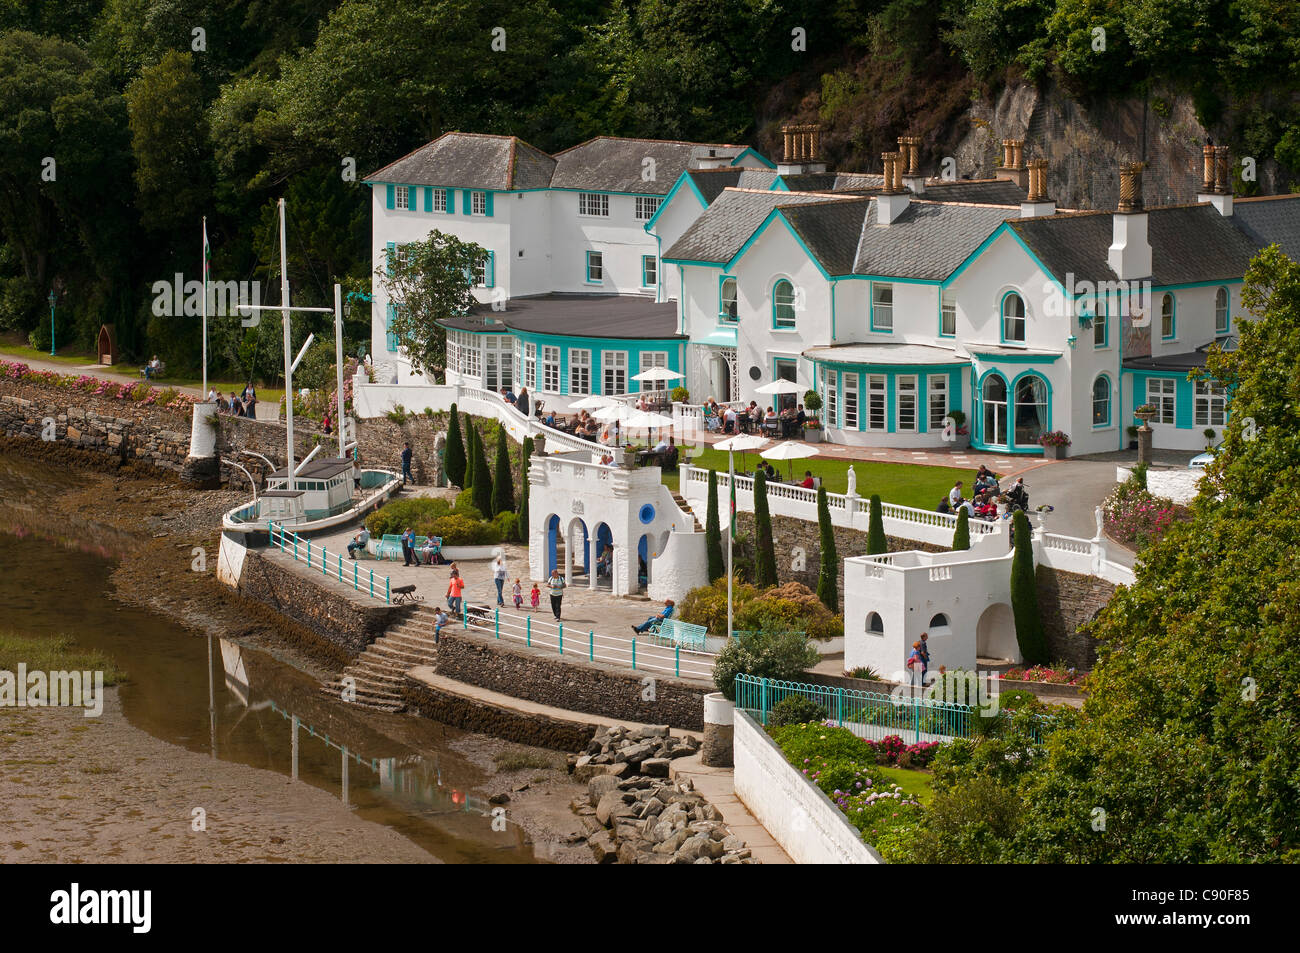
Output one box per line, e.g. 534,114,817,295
1214,145,1231,195
1201,143,1216,193
1118,161,1145,213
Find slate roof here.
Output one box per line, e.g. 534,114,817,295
367,132,556,190
778,172,885,193
1008,204,1262,287
922,179,1027,205
663,189,848,264
439,294,683,340
849,201,1015,280
779,199,872,276
687,168,781,204
801,343,967,366
551,137,750,196
1231,195,1300,263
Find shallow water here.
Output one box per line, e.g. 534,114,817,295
0,454,544,863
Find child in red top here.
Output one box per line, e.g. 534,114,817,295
529,583,540,610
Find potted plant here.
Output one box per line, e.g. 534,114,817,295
1126,425,1139,450
1134,404,1156,427
1038,430,1071,460
801,389,823,443
1203,427,1216,449
947,409,969,449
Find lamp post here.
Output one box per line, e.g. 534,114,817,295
47,290,56,356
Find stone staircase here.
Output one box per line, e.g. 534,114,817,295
321,609,442,713
670,491,704,532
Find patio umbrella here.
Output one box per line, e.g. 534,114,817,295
712,432,769,644
626,409,675,446
760,440,819,482
593,402,631,422
754,379,803,396
569,394,615,410
632,366,683,383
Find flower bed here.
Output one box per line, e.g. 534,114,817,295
1002,664,1085,687
0,360,196,413
767,722,932,860
1103,476,1189,549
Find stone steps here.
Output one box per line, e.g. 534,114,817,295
671,492,705,532
321,617,443,711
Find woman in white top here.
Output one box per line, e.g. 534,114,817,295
492,553,507,606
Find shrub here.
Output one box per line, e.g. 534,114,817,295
516,435,533,542
492,509,518,543
1038,430,1071,447
802,390,822,415
679,576,759,634
952,506,970,550
385,403,408,424
848,665,882,681
445,404,466,486
734,580,843,642
1102,476,1188,549
753,470,777,587
767,695,828,727
454,487,477,513
705,470,724,582
366,498,453,537
429,514,502,546
470,423,493,516
1009,509,1047,664
866,494,887,554
492,422,515,515
670,385,690,403
816,485,838,611
712,629,820,700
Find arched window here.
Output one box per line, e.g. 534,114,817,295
1092,375,1111,427
1002,293,1026,342
928,613,951,636
1215,287,1229,335
982,373,1008,447
1161,293,1175,339
773,279,796,328
1014,374,1048,446
720,277,738,322
865,612,884,636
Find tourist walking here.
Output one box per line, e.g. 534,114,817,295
512,579,523,610
446,567,465,617
906,641,925,688
401,442,413,485
492,552,507,606
546,568,565,621
400,527,417,566
244,383,257,419
529,582,540,610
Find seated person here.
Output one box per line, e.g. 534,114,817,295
631,599,675,634
761,462,777,481
347,527,370,559
596,545,613,576
763,407,778,432
420,536,439,565
653,435,670,453
937,496,951,514
800,470,815,489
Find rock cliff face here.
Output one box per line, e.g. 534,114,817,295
952,81,1287,209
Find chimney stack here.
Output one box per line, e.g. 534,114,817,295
877,150,910,225
1020,158,1055,217
995,138,1028,189
777,122,827,176
1196,142,1234,216
899,135,926,194
1108,162,1151,280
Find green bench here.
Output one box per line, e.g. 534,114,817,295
375,534,403,560
652,619,708,652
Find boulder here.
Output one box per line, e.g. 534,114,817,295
595,791,633,826
653,829,690,854
589,830,618,863
617,742,655,765
587,774,621,803
641,758,671,778
640,796,666,819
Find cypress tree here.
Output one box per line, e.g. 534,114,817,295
464,415,478,488
705,469,724,582
866,494,887,555
816,485,838,612
492,422,515,515
952,507,971,551
445,403,466,487
471,425,493,516
1010,509,1048,664
516,436,533,543
753,469,778,588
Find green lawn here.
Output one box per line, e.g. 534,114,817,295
876,765,934,805
0,340,90,367
665,446,979,511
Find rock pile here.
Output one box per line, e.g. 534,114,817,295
567,724,756,864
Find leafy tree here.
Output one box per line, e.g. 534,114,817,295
125,50,209,233
753,469,778,587
470,422,493,516
1009,508,1047,664
374,230,488,375
705,469,724,582
816,485,838,612
492,422,515,515
866,494,887,555
952,507,970,550
517,435,533,543
711,629,821,701
445,403,465,487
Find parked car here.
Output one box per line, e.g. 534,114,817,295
1189,448,1218,469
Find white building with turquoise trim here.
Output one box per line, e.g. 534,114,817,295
365,129,1300,453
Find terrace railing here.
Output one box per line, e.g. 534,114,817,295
269,522,391,603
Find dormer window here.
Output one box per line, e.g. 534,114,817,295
1002,292,1025,343
1215,287,1229,334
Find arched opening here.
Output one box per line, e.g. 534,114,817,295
545,514,561,577
593,522,614,589
1092,375,1111,427
1215,286,1229,334
1013,374,1048,447
928,613,951,637
975,603,1017,661
772,279,796,329
721,277,738,321
1161,293,1175,339
567,517,589,583
637,534,650,591
1002,292,1025,342
982,373,1007,447
865,612,884,636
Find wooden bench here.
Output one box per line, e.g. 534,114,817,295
392,584,423,604
651,619,708,651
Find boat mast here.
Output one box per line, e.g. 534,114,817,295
334,284,346,458
279,198,295,493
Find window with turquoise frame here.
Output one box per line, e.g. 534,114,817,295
641,255,657,288
939,292,956,337
385,304,399,352
1160,293,1175,339
871,283,893,332
773,279,796,328
720,277,738,322
866,374,886,431
896,374,917,432
1002,292,1026,342
586,251,603,284
1215,287,1229,335
1092,298,1107,348
1092,375,1111,427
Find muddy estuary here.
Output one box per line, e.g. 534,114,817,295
0,451,588,863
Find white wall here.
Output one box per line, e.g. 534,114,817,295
733,709,882,864
648,183,709,302
547,191,661,296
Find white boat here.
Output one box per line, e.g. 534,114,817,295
222,462,401,534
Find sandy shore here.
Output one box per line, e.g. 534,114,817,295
0,689,440,863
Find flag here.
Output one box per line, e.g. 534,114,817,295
729,475,736,541
202,218,210,284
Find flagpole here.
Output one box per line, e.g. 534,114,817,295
727,448,734,642
201,216,208,400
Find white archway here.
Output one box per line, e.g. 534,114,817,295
975,603,1018,662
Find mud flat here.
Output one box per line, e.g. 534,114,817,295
0,689,436,864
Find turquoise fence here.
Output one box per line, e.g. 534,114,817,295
733,674,1054,744
269,522,391,604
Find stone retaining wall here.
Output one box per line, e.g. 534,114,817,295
434,630,709,731
1035,565,1115,670
236,551,410,658
402,675,598,751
